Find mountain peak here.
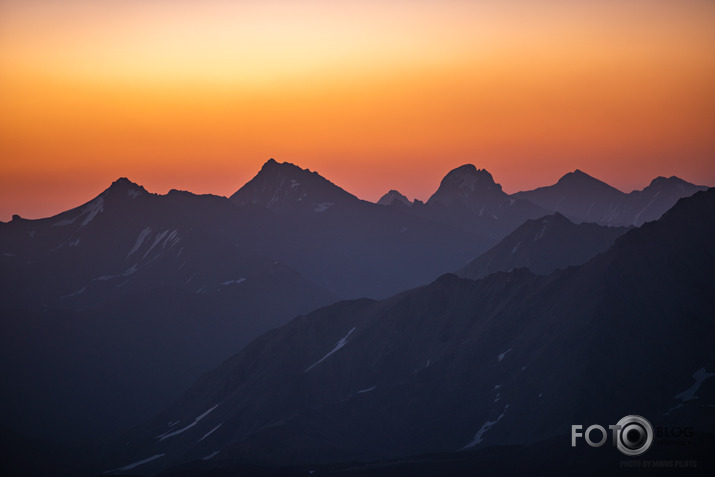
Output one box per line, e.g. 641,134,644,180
258,158,307,175
230,159,358,212
445,164,497,184
427,164,503,207
550,170,625,198
104,177,147,199
377,190,412,207
109,177,139,188
557,169,598,185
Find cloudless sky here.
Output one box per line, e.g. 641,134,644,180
1,0,714,220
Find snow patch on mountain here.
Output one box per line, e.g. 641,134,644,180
53,218,77,227
633,190,661,225
459,404,509,450
202,450,220,461
357,386,376,394
61,286,87,299
127,227,152,258
143,230,169,259
158,404,218,442
136,229,181,260
305,327,356,373
81,197,104,227
220,278,246,286
105,454,165,473
53,200,104,227
675,367,715,403
498,348,512,362
314,202,334,213
199,423,223,442
95,264,138,281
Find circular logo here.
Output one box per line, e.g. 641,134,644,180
616,415,653,456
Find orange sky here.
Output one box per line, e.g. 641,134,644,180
1,0,714,221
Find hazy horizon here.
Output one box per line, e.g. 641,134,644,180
2,160,711,222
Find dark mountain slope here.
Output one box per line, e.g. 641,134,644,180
228,160,494,298
0,178,292,311
230,159,360,213
0,179,337,441
457,212,629,279
100,189,715,474
376,190,411,207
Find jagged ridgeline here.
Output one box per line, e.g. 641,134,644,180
0,160,710,476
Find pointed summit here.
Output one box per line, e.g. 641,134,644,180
230,159,359,213
377,190,412,207
513,170,626,224
554,169,621,194
104,177,147,199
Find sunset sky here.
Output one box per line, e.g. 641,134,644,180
1,0,714,221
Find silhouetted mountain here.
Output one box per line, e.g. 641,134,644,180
0,180,338,441
457,213,629,279
615,176,708,226
427,165,506,207
377,190,411,207
395,164,550,239
0,178,305,311
229,159,360,213
228,160,494,298
0,168,494,442
100,189,714,474
514,170,706,226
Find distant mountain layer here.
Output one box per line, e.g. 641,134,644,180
225,160,494,299
457,213,629,279
230,158,360,213
101,189,715,474
0,163,492,441
377,166,705,234
514,170,707,226
418,164,550,237
0,160,709,454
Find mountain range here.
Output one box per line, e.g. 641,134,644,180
97,187,715,475
513,169,707,226
0,160,710,476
